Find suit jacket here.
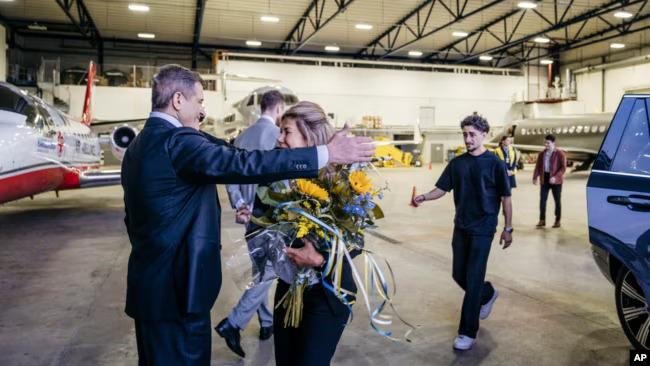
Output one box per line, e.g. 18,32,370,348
226,117,280,211
122,117,319,320
533,148,567,185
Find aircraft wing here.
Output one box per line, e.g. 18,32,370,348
513,143,598,155
77,169,121,188
486,142,598,156
91,118,147,127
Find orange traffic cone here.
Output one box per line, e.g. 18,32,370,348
410,186,418,207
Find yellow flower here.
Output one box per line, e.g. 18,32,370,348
296,179,330,201
296,217,318,238
349,171,373,195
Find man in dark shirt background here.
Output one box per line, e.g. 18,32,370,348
412,113,513,351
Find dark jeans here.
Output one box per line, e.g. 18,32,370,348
540,172,562,221
274,281,350,366
134,312,211,366
452,228,495,338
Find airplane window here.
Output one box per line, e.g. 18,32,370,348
599,125,606,133
584,125,590,133
0,85,38,125
562,127,568,134
545,128,551,134
521,128,527,135
577,126,583,133
246,95,255,106
591,125,598,133
41,102,66,127
611,99,650,174
36,105,55,128
569,126,576,133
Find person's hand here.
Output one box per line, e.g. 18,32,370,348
532,177,538,185
549,176,556,184
286,239,325,268
235,205,251,224
507,170,514,176
326,124,375,164
412,194,426,207
500,231,513,249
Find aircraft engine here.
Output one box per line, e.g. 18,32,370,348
110,125,137,161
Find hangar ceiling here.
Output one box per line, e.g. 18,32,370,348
0,0,649,68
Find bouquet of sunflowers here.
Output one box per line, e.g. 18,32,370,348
249,164,386,328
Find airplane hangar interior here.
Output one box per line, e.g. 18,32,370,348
1,0,650,365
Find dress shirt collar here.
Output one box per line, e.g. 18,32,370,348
259,114,277,125
150,111,183,128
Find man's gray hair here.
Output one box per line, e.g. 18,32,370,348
151,64,203,110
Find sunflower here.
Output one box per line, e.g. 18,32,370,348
296,179,330,201
349,171,373,195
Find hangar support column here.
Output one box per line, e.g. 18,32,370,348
0,24,6,82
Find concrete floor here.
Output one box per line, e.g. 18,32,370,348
0,165,632,365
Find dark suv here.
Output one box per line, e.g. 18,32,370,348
588,95,650,350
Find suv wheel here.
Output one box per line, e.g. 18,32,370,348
616,266,650,350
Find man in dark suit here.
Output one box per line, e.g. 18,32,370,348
121,64,374,365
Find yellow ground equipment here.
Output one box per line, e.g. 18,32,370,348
373,137,413,167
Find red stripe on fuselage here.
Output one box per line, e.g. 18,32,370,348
0,165,97,204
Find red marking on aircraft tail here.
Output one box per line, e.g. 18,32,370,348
81,61,96,126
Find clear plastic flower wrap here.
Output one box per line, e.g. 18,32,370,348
225,226,319,291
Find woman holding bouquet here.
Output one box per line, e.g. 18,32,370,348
241,101,357,366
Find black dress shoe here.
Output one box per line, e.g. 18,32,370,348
259,325,273,340
215,318,245,358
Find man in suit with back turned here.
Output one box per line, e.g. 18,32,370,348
121,64,374,365
215,89,285,358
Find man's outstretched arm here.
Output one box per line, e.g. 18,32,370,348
412,188,447,206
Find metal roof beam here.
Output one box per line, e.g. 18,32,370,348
280,0,356,55
453,0,647,64
504,10,650,67
423,8,522,62
359,0,505,59
192,0,206,69
54,0,101,46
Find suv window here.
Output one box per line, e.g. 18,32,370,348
611,99,650,174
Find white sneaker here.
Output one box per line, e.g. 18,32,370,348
480,289,499,320
453,335,476,350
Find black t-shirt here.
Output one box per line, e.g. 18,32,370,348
436,150,511,235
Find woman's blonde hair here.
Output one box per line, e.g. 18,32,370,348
281,101,334,147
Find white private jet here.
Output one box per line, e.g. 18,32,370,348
206,85,299,141
0,61,137,204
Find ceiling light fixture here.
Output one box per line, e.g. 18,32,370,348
28,23,47,31
325,45,340,52
260,15,279,23
452,31,469,37
246,40,262,47
517,1,538,9
137,32,155,39
540,59,554,65
355,23,373,30
614,10,633,19
128,4,150,12
610,43,626,49
408,50,423,57
534,36,550,43
479,55,493,61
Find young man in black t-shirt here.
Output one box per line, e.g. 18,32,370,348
413,114,513,351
